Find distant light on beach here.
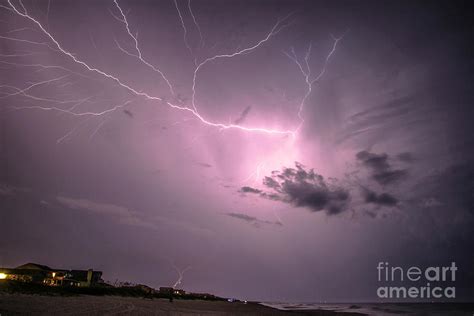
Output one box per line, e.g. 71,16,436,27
0,273,7,280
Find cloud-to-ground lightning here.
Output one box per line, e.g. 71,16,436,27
2,0,343,138
171,264,192,288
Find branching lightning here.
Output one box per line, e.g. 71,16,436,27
190,12,291,114
242,35,344,185
2,0,343,139
284,33,344,131
13,99,133,117
112,0,175,96
0,74,69,99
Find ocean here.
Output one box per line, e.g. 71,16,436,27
260,302,474,315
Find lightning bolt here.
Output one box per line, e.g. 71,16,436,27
0,75,69,99
89,117,108,141
1,77,92,105
172,264,192,288
241,35,344,184
112,0,175,96
187,0,204,48
0,34,60,52
13,99,134,117
3,0,343,140
191,12,291,113
284,33,344,131
242,161,266,184
173,0,192,55
56,116,92,144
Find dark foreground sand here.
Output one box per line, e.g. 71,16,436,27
0,294,365,315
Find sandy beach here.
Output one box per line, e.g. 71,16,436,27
0,294,365,315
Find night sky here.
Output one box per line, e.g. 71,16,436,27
1,0,473,302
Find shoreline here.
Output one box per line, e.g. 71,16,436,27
0,293,366,315
2,293,472,315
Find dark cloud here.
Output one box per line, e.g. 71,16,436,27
364,210,377,218
240,186,262,194
356,151,389,172
233,106,252,125
227,212,256,222
372,169,408,186
226,212,282,228
122,110,133,118
196,162,212,168
337,96,416,144
356,150,409,185
363,189,398,207
241,162,350,215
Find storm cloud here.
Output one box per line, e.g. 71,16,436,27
233,106,252,125
363,189,398,207
240,186,262,194
241,162,350,215
356,150,409,185
1,0,473,303
226,212,282,227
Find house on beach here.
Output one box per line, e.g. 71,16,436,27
0,262,102,287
